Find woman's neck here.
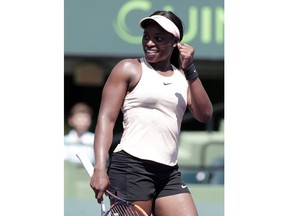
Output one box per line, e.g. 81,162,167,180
148,61,172,72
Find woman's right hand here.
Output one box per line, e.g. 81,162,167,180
90,168,110,203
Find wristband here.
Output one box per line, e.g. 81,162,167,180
183,63,198,80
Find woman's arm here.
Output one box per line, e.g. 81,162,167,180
90,59,140,201
177,43,213,122
187,78,213,122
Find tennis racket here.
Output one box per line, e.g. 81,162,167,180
76,152,148,216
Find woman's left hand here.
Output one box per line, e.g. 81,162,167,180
177,43,195,69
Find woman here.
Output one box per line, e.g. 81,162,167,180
90,10,213,216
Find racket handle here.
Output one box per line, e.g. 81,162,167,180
76,152,94,177
76,152,106,215
100,199,106,216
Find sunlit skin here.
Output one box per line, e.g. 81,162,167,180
90,19,212,216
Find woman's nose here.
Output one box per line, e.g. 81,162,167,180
146,39,155,46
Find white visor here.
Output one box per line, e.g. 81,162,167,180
139,15,180,39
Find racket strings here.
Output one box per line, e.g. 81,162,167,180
108,202,142,216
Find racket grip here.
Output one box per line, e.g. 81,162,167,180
100,199,106,215
76,152,106,215
76,152,94,177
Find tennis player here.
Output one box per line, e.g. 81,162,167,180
90,10,213,216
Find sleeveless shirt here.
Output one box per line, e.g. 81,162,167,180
114,57,188,166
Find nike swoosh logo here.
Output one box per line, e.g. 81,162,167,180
163,82,172,85
181,185,187,189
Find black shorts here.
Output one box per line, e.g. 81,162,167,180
107,150,190,201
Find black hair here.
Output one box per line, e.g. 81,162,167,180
149,11,184,68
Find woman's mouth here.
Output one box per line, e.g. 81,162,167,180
146,49,158,55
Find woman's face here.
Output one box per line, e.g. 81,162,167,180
142,22,177,64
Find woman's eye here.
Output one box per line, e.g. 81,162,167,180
142,35,164,43
143,35,149,40
155,37,163,42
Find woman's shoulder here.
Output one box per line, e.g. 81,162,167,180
110,58,142,90
115,58,142,69
111,58,142,78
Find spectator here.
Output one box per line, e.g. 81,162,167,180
64,102,94,164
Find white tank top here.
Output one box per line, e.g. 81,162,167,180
114,57,188,166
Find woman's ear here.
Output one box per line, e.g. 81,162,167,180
173,41,181,48
173,38,180,47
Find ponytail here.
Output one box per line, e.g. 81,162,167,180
171,47,181,68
